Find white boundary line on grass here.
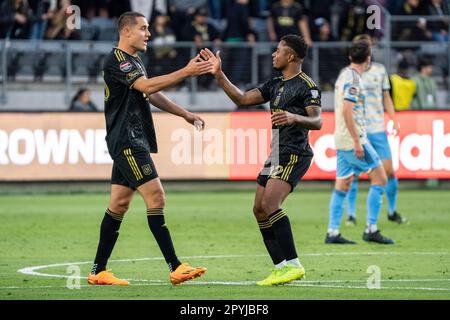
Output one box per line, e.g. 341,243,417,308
11,252,450,292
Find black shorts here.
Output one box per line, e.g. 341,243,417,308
111,148,158,189
257,153,313,192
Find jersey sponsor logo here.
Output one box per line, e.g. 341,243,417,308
141,164,153,176
310,89,319,98
119,61,133,73
126,70,141,81
349,86,359,95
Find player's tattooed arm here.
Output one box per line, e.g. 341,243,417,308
271,106,322,130
199,48,265,107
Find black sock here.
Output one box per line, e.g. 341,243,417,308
147,208,181,272
268,209,298,261
257,219,285,265
91,209,123,274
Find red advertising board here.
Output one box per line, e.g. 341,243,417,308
230,111,450,180
1,111,449,181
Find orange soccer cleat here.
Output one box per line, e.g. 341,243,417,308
87,270,130,286
170,263,207,285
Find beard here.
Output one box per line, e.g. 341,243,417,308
273,64,282,71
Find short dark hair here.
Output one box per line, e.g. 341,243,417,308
349,40,371,64
352,34,372,44
398,59,409,70
280,34,308,60
118,12,146,32
417,56,433,71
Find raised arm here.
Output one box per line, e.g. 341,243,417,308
133,55,213,96
200,48,265,107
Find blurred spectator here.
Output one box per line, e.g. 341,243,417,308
209,0,226,21
249,0,271,41
390,59,416,110
90,4,115,29
169,0,207,40
304,0,333,23
394,0,431,41
0,0,31,39
339,0,372,42
181,7,221,49
267,0,312,46
181,7,221,89
223,0,255,85
313,17,342,90
28,0,54,40
147,11,178,77
45,0,79,40
411,56,438,109
69,88,98,112
107,0,131,19
71,0,96,19
426,0,449,42
129,0,169,23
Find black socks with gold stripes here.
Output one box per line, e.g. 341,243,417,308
268,209,298,261
91,208,123,275
258,218,286,265
147,208,181,272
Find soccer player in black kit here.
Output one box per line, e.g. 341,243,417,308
88,12,214,286
201,34,322,285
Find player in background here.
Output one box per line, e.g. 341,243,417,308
326,40,394,244
88,12,212,286
201,34,322,285
345,34,406,226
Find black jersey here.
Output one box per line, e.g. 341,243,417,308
257,72,321,156
270,2,304,40
103,48,157,159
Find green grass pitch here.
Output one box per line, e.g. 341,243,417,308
0,189,449,300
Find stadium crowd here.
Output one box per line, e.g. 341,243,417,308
0,0,448,42
0,0,449,109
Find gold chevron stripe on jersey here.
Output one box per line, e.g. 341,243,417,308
299,72,316,88
124,149,143,180
114,49,125,62
281,154,298,181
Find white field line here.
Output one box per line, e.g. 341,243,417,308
7,252,449,292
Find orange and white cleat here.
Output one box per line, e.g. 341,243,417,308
170,263,207,285
87,270,130,286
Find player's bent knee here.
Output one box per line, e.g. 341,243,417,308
109,202,129,215
149,190,166,208
372,175,387,186
335,177,352,192
253,206,267,220
260,199,280,216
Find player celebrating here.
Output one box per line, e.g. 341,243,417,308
345,34,406,226
325,40,394,244
200,34,322,286
88,12,212,286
